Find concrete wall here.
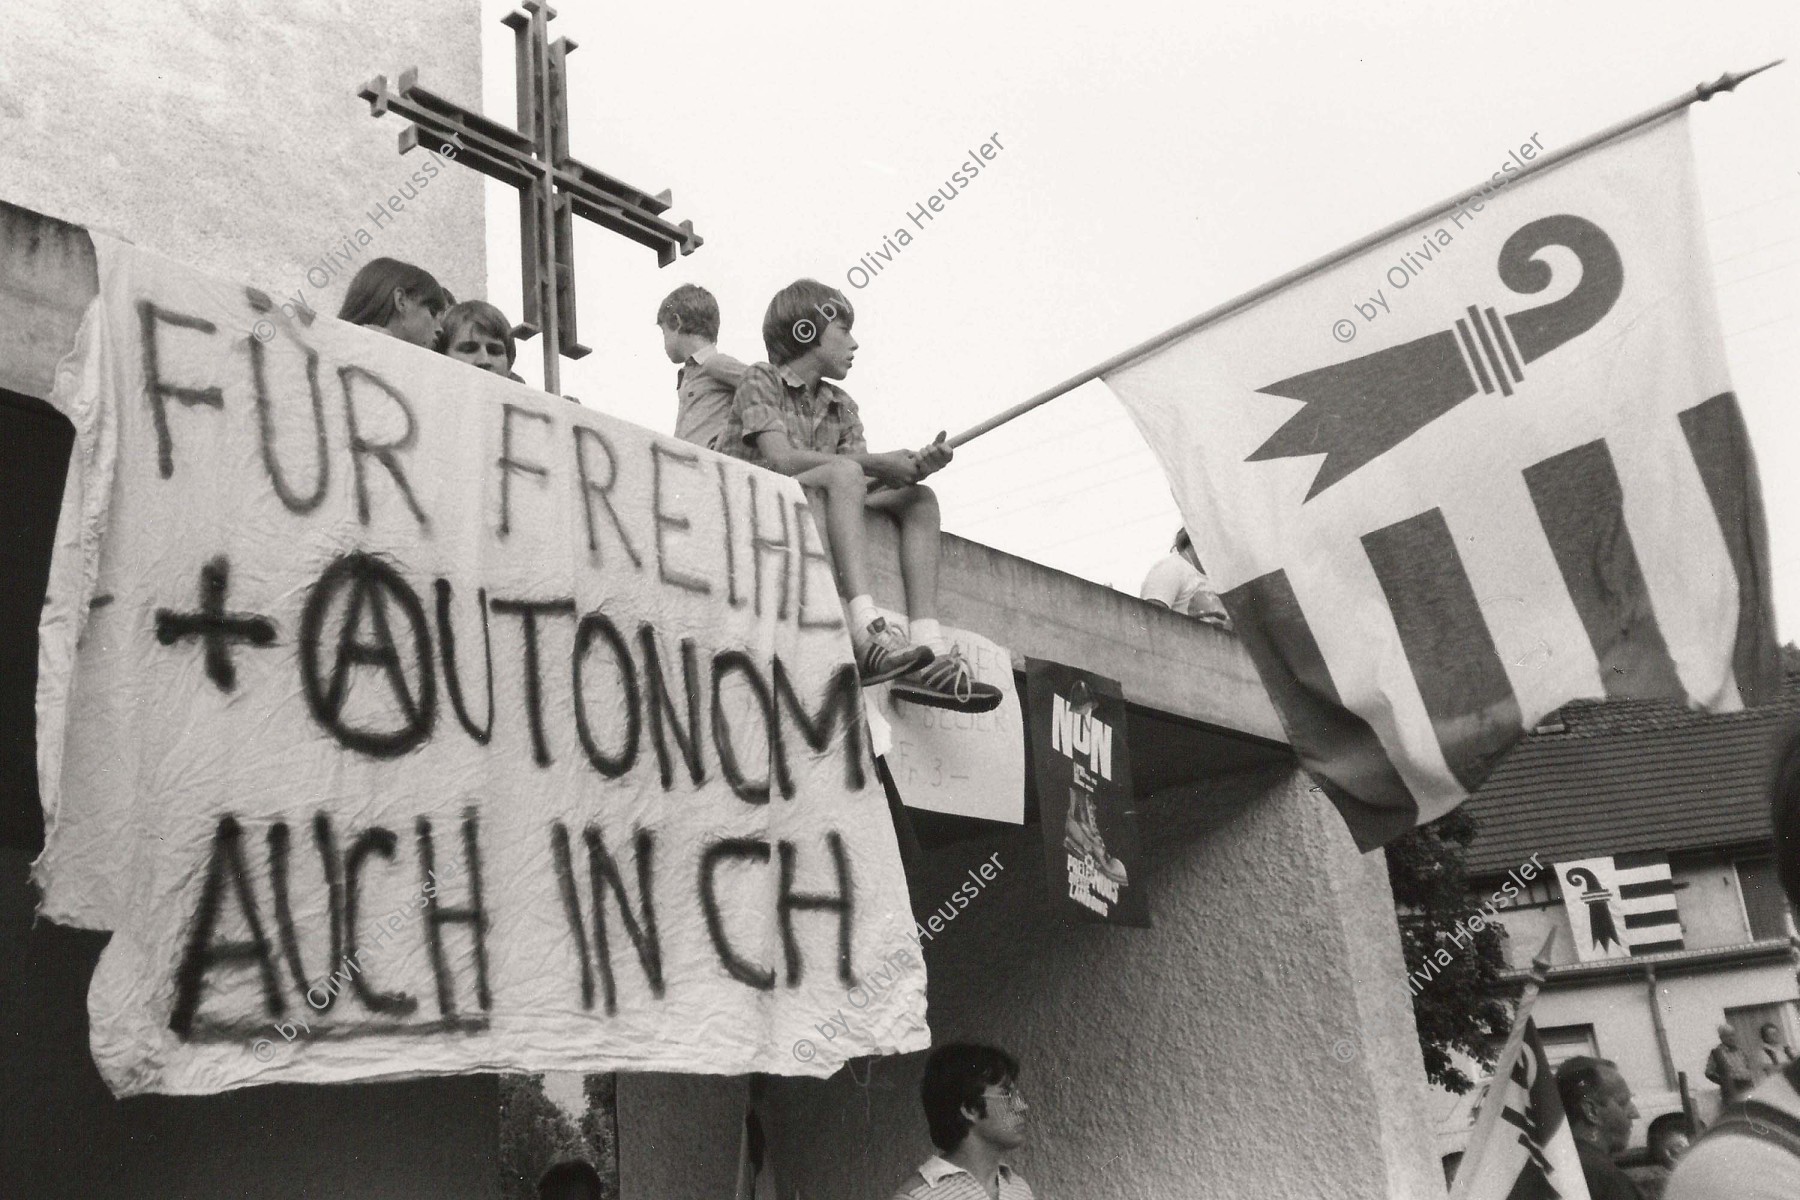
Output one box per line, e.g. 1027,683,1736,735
1,0,486,315
621,768,1445,1200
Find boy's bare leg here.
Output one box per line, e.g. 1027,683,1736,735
794,459,931,685
794,458,869,598
863,483,939,621
867,482,1001,713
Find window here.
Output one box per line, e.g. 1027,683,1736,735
1538,1023,1599,1069
1726,1002,1799,1073
1737,857,1795,941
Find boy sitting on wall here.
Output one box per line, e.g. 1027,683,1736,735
718,279,1000,714
656,283,749,451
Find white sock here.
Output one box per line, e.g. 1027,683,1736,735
847,595,880,642
909,617,944,651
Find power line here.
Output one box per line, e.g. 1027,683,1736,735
947,447,1163,524
1712,232,1800,267
950,460,1168,531
1715,256,1800,291
1705,186,1800,225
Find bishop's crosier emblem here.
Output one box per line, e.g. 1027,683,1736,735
1250,214,1624,499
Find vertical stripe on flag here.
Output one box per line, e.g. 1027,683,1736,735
1522,438,1685,701
1678,392,1780,706
1361,509,1524,792
1103,114,1776,852
1222,568,1418,848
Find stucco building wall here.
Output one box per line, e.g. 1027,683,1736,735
1674,860,1755,949
621,768,1445,1200
0,0,486,311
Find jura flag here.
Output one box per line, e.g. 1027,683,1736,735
1556,855,1683,962
1453,1019,1590,1200
1106,112,1778,848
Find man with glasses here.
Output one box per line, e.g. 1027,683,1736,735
892,1042,1033,1200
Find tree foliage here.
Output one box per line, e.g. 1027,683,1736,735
1386,806,1514,1093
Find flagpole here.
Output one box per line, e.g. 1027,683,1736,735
944,60,1783,452
1448,930,1559,1200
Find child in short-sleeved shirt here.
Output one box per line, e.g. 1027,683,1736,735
719,279,999,714
656,284,748,451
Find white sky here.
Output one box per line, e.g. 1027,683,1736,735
471,0,1799,635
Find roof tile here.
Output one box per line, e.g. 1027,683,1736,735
1462,675,1800,875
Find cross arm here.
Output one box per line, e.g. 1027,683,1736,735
360,72,702,264
562,191,702,267
359,73,539,190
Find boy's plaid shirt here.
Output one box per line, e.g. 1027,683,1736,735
719,361,867,465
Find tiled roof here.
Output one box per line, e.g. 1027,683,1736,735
1461,675,1800,876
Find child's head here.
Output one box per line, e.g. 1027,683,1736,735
439,300,517,375
338,257,449,348
762,279,855,376
655,284,721,363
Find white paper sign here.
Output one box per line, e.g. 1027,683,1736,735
868,624,1024,824
33,236,927,1096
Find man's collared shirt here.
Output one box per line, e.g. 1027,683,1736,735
890,1155,1034,1200
672,346,748,451
719,360,867,466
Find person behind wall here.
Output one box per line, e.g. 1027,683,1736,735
1758,1021,1796,1077
891,1042,1034,1200
439,299,528,384
1704,1023,1757,1107
717,278,1000,714
1666,724,1800,1198
1138,527,1232,630
1555,1055,1646,1200
657,283,749,452
337,256,451,349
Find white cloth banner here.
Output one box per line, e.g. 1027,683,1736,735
1105,113,1777,848
867,621,1024,824
34,236,927,1095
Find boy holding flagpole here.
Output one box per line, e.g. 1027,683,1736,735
718,279,1002,714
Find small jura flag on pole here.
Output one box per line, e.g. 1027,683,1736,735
1452,1018,1591,1200
1106,111,1778,849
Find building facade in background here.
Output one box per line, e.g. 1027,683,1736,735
1437,676,1800,1169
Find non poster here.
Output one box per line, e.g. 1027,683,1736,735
1023,658,1148,927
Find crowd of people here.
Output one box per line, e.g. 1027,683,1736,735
337,257,1800,1200
334,259,1001,713
1542,727,1800,1200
